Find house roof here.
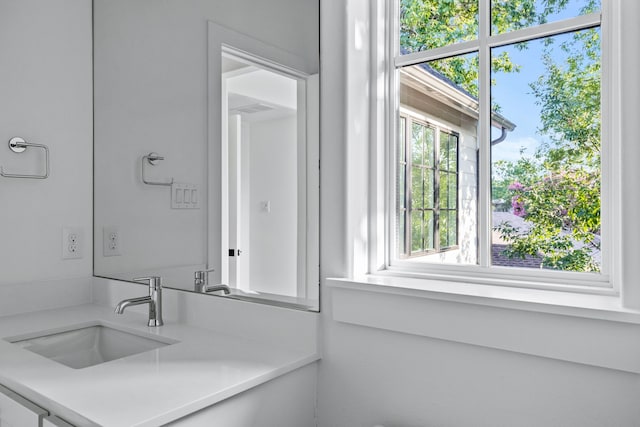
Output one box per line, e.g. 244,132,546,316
491,211,544,268
492,243,545,268
399,54,516,133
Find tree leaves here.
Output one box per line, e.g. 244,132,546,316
497,27,601,272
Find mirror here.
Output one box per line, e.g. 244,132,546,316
93,0,319,311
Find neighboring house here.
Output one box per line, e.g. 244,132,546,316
491,211,545,268
397,61,515,265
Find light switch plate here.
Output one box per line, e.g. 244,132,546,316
172,183,200,209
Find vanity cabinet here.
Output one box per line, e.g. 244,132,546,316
0,385,76,427
0,384,48,427
167,364,317,427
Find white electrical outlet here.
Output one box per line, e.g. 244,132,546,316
103,226,121,257
62,227,83,260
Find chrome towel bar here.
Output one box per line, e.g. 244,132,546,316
141,152,174,186
0,137,50,179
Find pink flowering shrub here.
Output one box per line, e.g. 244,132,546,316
507,181,524,191
508,182,527,217
511,195,526,217
496,170,601,272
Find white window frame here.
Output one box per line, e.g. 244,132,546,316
368,0,622,295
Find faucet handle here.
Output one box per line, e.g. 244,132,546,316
133,276,162,289
194,268,215,279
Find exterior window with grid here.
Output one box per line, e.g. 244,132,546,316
387,0,609,280
398,114,459,258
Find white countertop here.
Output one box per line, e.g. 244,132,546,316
0,304,319,426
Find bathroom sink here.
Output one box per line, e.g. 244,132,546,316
6,323,176,369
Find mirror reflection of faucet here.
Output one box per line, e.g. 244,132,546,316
204,284,231,295
194,269,231,294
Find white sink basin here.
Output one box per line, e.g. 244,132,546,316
6,323,177,369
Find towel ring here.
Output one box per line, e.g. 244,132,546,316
141,152,174,186
0,137,50,179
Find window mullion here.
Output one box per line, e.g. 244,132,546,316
434,129,440,252
404,117,411,256
486,12,601,49
477,0,491,268
395,40,481,68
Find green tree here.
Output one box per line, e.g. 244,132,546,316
400,0,574,97
495,26,601,271
492,154,541,204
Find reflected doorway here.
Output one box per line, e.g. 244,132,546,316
221,50,308,299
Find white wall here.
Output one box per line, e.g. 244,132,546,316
249,116,298,296
93,0,319,288
321,287,640,427
0,0,93,287
318,0,640,426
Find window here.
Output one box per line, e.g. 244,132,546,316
397,114,459,258
387,0,611,285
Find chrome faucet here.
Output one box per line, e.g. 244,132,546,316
203,283,231,295
194,268,231,295
194,268,215,292
115,276,164,327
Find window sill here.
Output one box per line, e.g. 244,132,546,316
327,274,640,324
326,275,640,373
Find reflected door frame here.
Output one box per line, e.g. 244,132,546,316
208,22,319,298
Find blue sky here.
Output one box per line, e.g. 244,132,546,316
491,36,553,163
490,0,600,165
